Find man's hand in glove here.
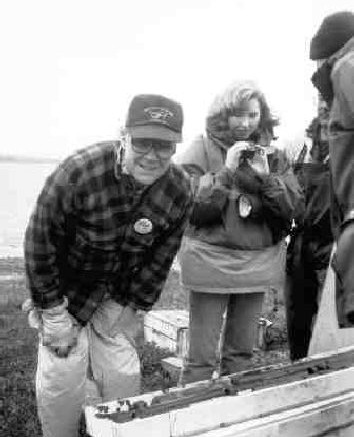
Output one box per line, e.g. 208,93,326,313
23,298,81,358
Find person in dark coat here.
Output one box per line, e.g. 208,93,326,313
285,113,333,360
310,11,354,327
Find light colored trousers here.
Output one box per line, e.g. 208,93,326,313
181,291,264,384
36,298,141,437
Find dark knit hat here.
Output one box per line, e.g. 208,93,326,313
310,11,354,60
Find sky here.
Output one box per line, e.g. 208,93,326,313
1,0,354,159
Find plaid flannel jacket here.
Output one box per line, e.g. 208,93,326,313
24,141,193,325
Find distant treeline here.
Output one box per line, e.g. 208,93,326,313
0,154,60,164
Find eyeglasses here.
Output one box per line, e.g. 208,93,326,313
131,138,176,159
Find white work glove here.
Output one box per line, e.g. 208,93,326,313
22,298,80,358
22,298,42,329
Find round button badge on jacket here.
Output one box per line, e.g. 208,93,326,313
133,218,153,234
239,195,252,218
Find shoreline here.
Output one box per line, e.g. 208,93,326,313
0,249,24,259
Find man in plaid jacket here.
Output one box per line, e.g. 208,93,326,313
24,94,193,437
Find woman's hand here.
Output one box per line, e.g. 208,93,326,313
247,150,270,174
225,141,250,171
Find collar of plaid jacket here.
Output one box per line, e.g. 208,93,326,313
113,141,126,180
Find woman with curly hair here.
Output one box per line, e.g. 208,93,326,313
175,80,303,383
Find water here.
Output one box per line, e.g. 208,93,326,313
0,162,57,257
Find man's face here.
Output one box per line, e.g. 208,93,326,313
124,135,176,185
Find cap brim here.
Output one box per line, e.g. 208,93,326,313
127,125,182,143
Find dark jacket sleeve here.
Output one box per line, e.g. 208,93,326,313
189,172,228,227
24,162,76,309
260,151,304,222
174,135,229,227
252,150,304,238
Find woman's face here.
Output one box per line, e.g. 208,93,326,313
227,98,261,140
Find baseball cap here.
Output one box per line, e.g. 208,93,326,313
125,94,183,142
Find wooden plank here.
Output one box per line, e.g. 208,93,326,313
167,367,354,437
161,356,184,381
199,392,354,436
85,405,170,437
144,310,189,356
308,250,354,356
85,350,354,437
89,345,354,426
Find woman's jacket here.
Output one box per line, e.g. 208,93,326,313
175,134,303,293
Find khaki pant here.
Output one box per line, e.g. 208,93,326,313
181,291,264,384
36,299,141,437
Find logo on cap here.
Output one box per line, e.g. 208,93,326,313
144,107,174,124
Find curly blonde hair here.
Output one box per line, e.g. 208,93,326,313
206,80,279,147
